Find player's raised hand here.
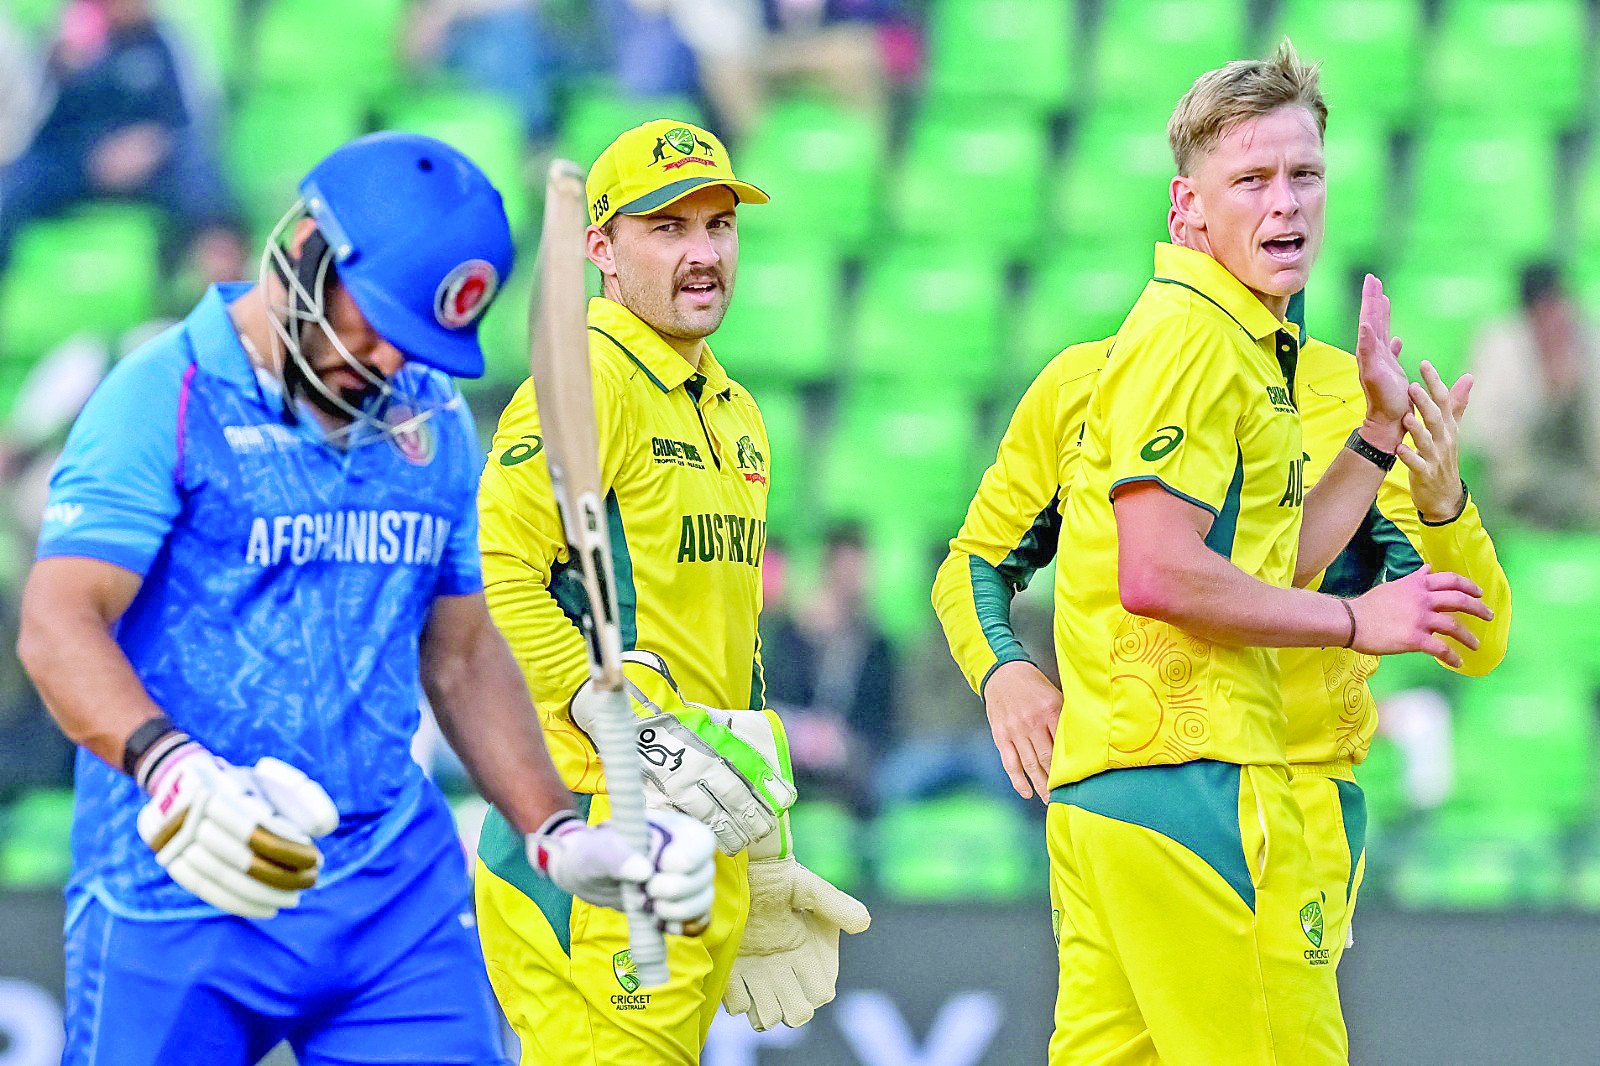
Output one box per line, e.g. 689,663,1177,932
135,742,336,918
982,659,1061,803
528,808,716,934
1354,274,1411,448
1397,360,1473,522
1347,566,1494,669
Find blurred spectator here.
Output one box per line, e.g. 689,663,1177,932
762,0,918,115
0,13,43,166
1467,261,1600,530
882,556,1051,809
404,0,572,141
0,0,242,278
600,0,765,138
759,524,896,815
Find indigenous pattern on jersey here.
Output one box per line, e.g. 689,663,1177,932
1050,244,1305,788
476,296,771,796
38,283,483,919
1285,336,1512,770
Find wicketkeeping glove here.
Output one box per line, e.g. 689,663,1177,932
572,651,798,855
722,815,871,1031
135,738,339,919
526,807,716,935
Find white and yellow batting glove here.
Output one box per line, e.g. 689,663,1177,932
722,809,872,1031
134,735,339,919
571,650,798,855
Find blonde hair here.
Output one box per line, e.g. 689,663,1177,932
1168,40,1326,176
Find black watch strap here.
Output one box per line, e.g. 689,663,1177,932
1345,429,1397,472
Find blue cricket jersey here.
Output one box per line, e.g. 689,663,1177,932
39,283,484,919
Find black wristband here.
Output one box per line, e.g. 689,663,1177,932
1345,429,1397,472
1420,481,1471,526
121,715,180,777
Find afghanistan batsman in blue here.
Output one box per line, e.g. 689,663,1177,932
18,132,717,1066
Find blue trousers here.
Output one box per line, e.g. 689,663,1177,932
62,789,510,1066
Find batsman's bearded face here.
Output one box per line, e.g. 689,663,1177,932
298,280,406,411
608,185,739,342
1172,105,1326,313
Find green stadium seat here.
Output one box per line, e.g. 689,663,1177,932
736,96,886,254
1301,250,1363,353
0,789,74,887
1409,124,1557,260
557,90,704,176
1321,120,1391,261
1391,809,1564,909
1495,529,1600,681
891,107,1049,255
876,792,1038,901
713,239,843,386
752,385,807,538
1450,673,1597,825
789,798,863,893
1354,735,1410,829
9,0,63,36
924,0,1077,115
1015,244,1147,376
1385,253,1515,384
818,385,981,545
385,90,531,232
1093,0,1246,115
0,207,161,365
1272,0,1423,125
229,88,366,232
1429,0,1586,129
253,0,407,100
1050,111,1172,248
852,245,1009,388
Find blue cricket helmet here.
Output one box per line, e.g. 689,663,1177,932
298,132,515,379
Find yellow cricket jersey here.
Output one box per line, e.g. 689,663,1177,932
1051,244,1306,787
1284,337,1512,771
934,324,1513,785
477,296,772,794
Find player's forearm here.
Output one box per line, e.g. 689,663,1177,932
423,618,575,836
16,581,164,770
931,548,1028,696
1120,531,1350,649
1296,442,1392,584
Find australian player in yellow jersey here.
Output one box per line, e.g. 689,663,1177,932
473,120,868,1065
934,216,1513,1053
933,45,1494,1064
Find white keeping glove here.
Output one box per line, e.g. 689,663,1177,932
135,742,339,919
722,852,872,1031
571,651,798,855
526,807,716,935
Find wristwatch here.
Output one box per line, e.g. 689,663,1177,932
1344,429,1397,472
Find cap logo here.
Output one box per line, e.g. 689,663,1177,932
650,127,716,172
434,259,498,330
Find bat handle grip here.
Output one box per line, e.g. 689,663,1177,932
623,884,670,988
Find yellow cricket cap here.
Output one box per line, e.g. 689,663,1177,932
585,119,769,227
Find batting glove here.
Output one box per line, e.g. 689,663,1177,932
722,847,872,1031
572,651,798,855
526,807,716,934
135,737,338,919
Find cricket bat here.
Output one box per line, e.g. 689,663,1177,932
529,159,670,988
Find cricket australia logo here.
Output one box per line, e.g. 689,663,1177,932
735,434,768,486
650,126,716,172
1301,898,1330,966
611,950,651,1010
638,727,685,772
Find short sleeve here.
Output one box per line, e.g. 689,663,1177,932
435,397,485,596
1100,314,1246,518
36,352,186,575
